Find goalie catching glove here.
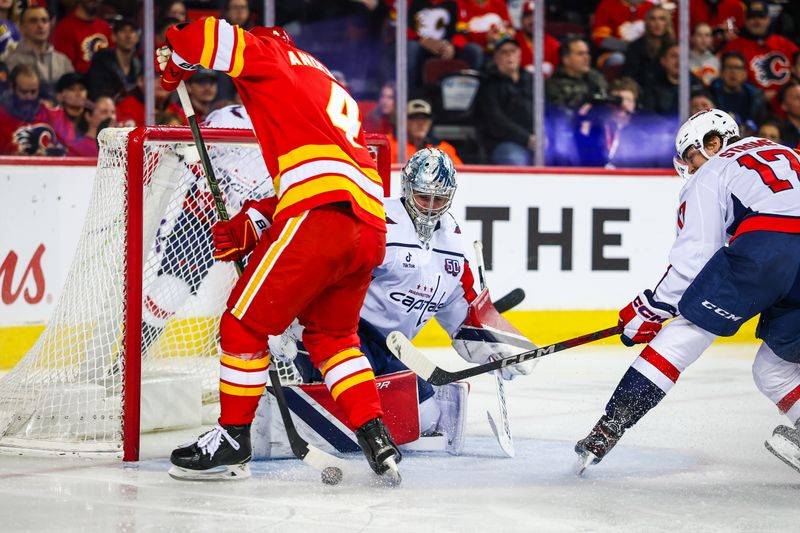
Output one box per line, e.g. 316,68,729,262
212,198,276,261
451,289,537,380
618,289,676,346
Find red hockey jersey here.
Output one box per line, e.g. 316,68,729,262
52,12,112,74
165,18,385,231
591,0,655,47
456,0,513,51
721,34,799,93
0,104,76,156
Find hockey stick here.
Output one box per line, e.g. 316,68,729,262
493,288,525,314
176,81,344,473
388,325,623,386
473,241,514,458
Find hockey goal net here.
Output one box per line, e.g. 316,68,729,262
0,126,390,461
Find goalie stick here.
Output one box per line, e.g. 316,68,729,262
493,288,525,314
473,240,514,458
176,81,344,474
388,325,623,386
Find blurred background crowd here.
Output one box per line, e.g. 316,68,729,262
0,0,798,167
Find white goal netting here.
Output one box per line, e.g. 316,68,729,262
0,127,279,457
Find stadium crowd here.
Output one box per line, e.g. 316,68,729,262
0,0,798,167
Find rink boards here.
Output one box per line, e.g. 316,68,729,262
0,161,759,367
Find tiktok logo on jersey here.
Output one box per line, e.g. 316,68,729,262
444,258,461,276
402,252,416,269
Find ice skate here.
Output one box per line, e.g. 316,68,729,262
574,414,626,475
356,417,403,485
764,423,800,475
168,424,252,481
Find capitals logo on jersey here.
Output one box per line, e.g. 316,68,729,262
751,52,791,87
13,123,64,156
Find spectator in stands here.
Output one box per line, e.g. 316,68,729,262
406,1,482,91
116,71,183,127
515,1,559,77
223,0,254,31
709,51,768,126
779,81,800,148
591,0,655,67
156,110,183,126
791,51,800,83
757,119,783,143
689,22,720,85
689,89,716,115
388,99,463,165
156,17,180,46
477,35,533,165
458,0,513,54
622,5,674,89
641,42,703,115
53,0,113,74
721,0,799,107
0,0,20,62
6,5,73,96
574,76,642,167
363,81,394,135
185,68,218,123
158,1,188,24
71,95,116,157
0,62,8,101
0,64,75,155
55,72,88,129
546,37,608,110
86,18,142,101
689,0,744,50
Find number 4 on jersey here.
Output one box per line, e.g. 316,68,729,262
326,82,362,148
737,148,800,193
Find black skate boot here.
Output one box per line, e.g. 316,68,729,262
355,418,402,485
764,422,800,474
575,413,628,475
168,424,252,481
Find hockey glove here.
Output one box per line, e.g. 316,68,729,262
155,45,195,92
268,320,303,363
212,200,271,261
618,289,676,346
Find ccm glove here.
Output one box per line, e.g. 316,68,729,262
211,200,271,261
618,289,676,346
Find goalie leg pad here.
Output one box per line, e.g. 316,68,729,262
433,382,469,455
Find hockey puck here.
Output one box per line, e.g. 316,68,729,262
321,466,343,486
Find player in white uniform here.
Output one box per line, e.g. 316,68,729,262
289,148,535,453
140,105,273,354
575,109,800,474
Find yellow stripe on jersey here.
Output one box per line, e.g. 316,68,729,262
276,144,382,186
329,370,375,400
229,26,246,77
220,354,270,370
200,17,217,68
219,382,266,397
320,348,362,375
232,213,306,318
277,175,385,221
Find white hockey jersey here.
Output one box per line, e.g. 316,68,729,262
360,198,477,339
654,137,800,308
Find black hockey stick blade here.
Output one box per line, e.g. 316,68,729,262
387,325,623,385
493,288,525,314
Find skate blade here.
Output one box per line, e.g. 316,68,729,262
575,451,597,476
379,456,402,487
168,463,251,481
764,435,800,475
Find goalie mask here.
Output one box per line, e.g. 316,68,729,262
401,148,457,246
673,108,739,179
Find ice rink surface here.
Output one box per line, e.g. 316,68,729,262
0,343,797,533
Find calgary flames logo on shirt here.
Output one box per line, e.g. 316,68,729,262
80,33,109,62
751,52,791,87
12,123,62,156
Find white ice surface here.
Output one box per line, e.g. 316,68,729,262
0,344,797,532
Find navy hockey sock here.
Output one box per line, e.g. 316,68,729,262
605,367,666,429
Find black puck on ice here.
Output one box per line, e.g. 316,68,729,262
321,466,343,485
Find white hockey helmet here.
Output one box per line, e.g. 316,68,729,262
673,108,739,179
401,148,457,245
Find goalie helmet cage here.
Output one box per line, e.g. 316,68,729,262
0,126,390,462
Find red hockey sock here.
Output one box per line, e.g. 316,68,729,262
218,352,270,426
319,348,383,429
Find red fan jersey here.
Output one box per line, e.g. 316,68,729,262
0,104,76,156
53,12,112,74
516,32,560,77
456,0,513,51
689,0,745,33
721,34,799,93
591,0,655,48
165,18,385,231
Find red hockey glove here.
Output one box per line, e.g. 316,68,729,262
212,200,271,262
155,45,194,92
618,289,676,346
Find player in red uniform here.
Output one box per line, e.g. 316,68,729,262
52,0,112,74
156,18,401,482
